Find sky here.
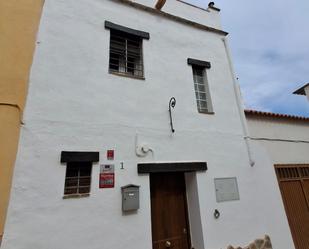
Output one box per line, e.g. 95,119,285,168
186,0,309,116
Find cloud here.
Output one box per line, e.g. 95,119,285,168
185,0,309,116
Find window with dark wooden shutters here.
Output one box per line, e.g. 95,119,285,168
64,162,92,196
109,30,143,78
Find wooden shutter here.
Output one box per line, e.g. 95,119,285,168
275,165,309,249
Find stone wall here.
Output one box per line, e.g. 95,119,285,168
227,235,272,249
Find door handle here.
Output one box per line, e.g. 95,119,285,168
165,240,171,248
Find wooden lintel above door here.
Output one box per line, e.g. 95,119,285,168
137,162,207,174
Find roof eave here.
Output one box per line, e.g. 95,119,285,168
111,0,228,36
293,83,309,96
244,109,309,122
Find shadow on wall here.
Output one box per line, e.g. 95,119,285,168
227,235,272,249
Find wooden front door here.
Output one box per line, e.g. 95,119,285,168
275,165,309,249
150,172,191,249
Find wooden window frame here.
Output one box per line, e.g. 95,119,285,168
105,21,150,80
109,30,144,79
190,64,214,114
63,162,92,199
188,58,213,114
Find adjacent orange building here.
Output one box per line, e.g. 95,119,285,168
0,0,43,242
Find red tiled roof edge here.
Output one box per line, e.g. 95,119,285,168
244,109,309,121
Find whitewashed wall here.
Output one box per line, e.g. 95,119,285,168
3,1,294,249
246,116,309,164
305,86,309,101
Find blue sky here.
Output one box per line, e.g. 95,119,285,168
186,0,309,116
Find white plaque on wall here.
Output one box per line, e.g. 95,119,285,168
214,177,240,202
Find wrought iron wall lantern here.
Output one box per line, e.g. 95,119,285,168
168,97,176,133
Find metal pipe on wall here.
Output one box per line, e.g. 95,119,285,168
222,37,255,167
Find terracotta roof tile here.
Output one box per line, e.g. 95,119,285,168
244,109,309,121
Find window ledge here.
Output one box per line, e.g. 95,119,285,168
198,111,215,115
63,193,90,199
109,71,145,80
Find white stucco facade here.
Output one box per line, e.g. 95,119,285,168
305,86,309,101
2,1,294,249
245,113,309,249
246,114,309,164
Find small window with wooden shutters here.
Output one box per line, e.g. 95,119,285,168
188,58,213,114
109,29,144,78
64,162,92,197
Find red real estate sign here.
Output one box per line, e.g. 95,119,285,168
99,173,115,188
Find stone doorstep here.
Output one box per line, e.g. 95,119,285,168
0,234,273,248
227,235,272,249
